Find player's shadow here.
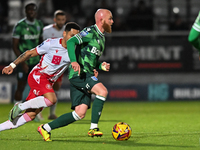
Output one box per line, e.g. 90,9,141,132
53,138,196,148
52,131,199,149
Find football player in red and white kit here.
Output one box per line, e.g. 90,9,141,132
0,22,80,132
42,10,67,120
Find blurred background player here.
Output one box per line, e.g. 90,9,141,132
188,11,200,55
42,10,67,120
12,3,43,105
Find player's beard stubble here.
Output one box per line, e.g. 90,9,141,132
103,21,112,33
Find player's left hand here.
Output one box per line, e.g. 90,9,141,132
2,65,14,75
101,62,110,71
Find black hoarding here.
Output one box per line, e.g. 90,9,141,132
100,36,198,73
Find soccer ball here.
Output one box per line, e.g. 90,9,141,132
112,122,132,141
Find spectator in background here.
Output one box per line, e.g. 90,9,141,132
169,14,188,31
127,0,154,31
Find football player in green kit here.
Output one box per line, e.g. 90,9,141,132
12,3,43,104
38,9,113,141
188,12,200,53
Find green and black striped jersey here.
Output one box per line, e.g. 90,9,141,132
12,18,43,65
68,24,105,79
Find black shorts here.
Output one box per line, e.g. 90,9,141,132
16,64,36,81
69,72,100,110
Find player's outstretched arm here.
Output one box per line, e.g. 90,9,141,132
2,48,39,75
188,28,200,51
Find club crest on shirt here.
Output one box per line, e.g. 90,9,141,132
38,42,44,47
46,84,52,89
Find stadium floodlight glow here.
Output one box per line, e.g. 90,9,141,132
117,7,124,15
173,7,180,14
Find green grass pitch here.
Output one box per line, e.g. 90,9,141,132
0,101,200,150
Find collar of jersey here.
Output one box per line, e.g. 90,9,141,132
94,24,104,37
25,18,36,25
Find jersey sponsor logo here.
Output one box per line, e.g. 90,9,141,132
24,34,40,40
33,72,40,84
38,42,44,47
33,89,40,96
86,83,90,89
80,31,88,37
91,76,98,81
52,55,62,65
91,47,102,56
86,28,91,32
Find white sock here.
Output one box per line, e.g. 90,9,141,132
18,96,53,110
43,124,52,132
90,123,98,129
0,113,32,131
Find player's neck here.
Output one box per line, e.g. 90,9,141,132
61,38,67,48
54,24,62,31
95,24,104,33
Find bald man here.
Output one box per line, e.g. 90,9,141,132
38,9,113,141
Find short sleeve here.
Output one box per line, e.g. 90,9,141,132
36,39,50,55
43,29,48,40
74,28,93,44
12,23,21,39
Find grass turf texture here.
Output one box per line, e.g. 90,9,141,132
0,101,200,150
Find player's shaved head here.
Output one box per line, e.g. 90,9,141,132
95,9,110,23
94,9,113,33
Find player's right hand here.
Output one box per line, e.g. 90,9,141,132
71,62,80,75
93,69,98,77
2,65,14,75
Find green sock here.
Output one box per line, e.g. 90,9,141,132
49,112,76,130
91,96,105,124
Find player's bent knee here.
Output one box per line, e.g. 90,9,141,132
100,88,108,98
26,112,37,120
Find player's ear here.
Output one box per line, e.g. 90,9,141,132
63,31,66,37
53,18,56,23
101,18,104,24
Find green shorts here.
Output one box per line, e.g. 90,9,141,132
16,64,36,81
69,72,100,110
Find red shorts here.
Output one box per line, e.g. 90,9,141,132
55,74,64,82
26,69,54,100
